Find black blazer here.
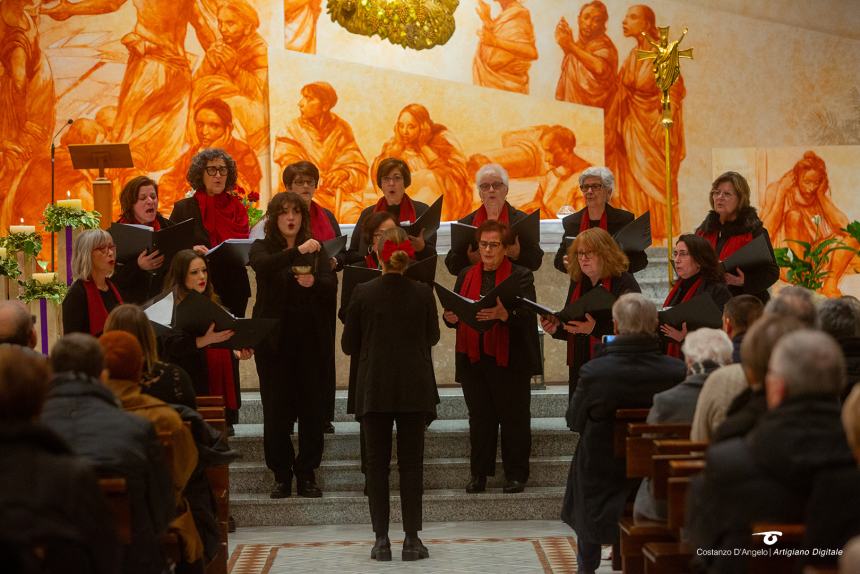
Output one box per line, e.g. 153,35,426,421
444,203,544,275
444,263,542,382
554,203,648,274
112,213,173,304
170,197,251,317
341,273,440,421
344,199,437,265
61,278,121,335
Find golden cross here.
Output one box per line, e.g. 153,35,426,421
637,26,694,100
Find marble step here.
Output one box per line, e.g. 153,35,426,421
229,419,577,463
230,455,572,495
230,486,566,526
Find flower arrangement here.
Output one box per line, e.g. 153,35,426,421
17,278,68,304
239,188,263,228
42,204,101,232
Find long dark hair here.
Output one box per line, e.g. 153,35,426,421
677,233,723,283
263,192,311,248
163,249,217,302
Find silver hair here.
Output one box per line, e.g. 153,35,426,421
769,329,846,398
765,285,818,328
186,148,238,193
818,298,860,340
475,163,509,188
612,293,658,336
681,328,733,366
72,229,114,280
578,166,615,197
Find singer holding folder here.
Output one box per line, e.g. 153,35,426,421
445,163,543,276
695,171,779,303
62,229,124,336
169,148,251,318
442,221,541,495
249,192,336,499
540,228,641,399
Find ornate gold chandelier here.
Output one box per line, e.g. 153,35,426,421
327,0,459,50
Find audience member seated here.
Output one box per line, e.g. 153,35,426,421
818,297,860,399
843,536,860,574
722,294,764,363
561,293,686,574
40,333,174,574
0,300,37,347
0,345,119,573
633,327,732,522
764,284,819,328
688,330,855,573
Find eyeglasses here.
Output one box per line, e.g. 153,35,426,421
381,175,404,184
478,181,507,192
710,190,736,199
580,183,604,192
94,243,116,254
291,178,317,188
478,241,502,250
204,166,229,176
672,250,690,258
576,250,595,259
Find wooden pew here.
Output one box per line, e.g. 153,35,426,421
195,396,229,574
98,478,132,545
625,424,692,478
157,431,183,569
614,408,650,457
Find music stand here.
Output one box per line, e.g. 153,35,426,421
69,144,134,229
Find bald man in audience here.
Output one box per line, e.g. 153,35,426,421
819,297,860,399
0,300,36,348
689,330,855,573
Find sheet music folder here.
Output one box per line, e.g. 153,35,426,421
341,256,438,311
434,274,521,333
450,210,540,254
173,291,277,349
658,294,723,331
518,286,616,324
401,196,443,238
205,238,255,268
109,218,196,262
720,234,774,273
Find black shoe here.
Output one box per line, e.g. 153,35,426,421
502,479,525,494
227,515,236,533
296,479,323,498
465,475,486,494
324,422,335,434
270,481,291,499
371,535,391,561
401,535,429,561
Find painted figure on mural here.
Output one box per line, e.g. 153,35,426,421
472,0,538,95
273,82,369,223
371,103,473,221
43,0,216,172
519,125,592,218
159,98,262,210
761,150,860,296
284,0,322,53
193,0,269,155
612,4,685,242
554,1,617,109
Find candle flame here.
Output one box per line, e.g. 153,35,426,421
66,191,71,199
19,218,23,224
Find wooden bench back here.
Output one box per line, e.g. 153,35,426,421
613,408,650,457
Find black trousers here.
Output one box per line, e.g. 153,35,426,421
256,352,324,483
575,535,602,573
460,358,531,482
363,412,425,536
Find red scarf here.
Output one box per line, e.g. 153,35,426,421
697,229,752,260
662,276,705,358
472,202,510,226
579,208,608,233
204,348,237,410
194,190,249,247
566,276,612,366
373,194,417,223
82,279,123,336
455,257,512,367
118,214,161,231
309,201,336,241
364,253,379,269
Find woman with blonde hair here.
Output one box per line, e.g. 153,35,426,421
541,227,640,397
342,225,440,562
62,228,124,336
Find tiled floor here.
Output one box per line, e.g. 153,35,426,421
228,521,616,573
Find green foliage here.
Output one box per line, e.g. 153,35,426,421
246,205,263,228
0,256,21,279
1,232,42,257
17,278,68,304
42,205,101,232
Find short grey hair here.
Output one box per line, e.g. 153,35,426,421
681,328,733,366
769,329,845,398
475,163,509,188
765,285,818,328
186,148,238,193
818,298,860,340
578,166,615,197
72,229,114,280
613,293,658,336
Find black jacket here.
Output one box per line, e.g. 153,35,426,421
445,203,544,275
839,336,860,400
695,207,780,302
342,273,440,421
713,387,767,443
142,360,198,410
112,213,173,304
688,396,855,573
561,334,686,543
554,203,648,274
170,197,251,317
344,199,438,265
40,372,174,574
61,278,121,336
804,466,860,564
0,422,120,574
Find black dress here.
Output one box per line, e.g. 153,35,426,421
553,203,648,274
62,278,122,335
112,213,173,304
344,199,437,266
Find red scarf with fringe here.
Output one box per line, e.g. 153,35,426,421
472,203,510,226
194,190,249,247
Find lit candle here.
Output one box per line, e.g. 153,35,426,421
57,198,83,210
9,218,36,235
32,272,57,285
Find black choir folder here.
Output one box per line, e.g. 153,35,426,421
450,209,540,254
341,256,438,311
518,286,617,324
205,238,255,268
434,274,521,333
321,235,348,260
658,294,723,331
110,218,196,262
174,291,277,349
401,196,443,239
562,211,652,253
720,234,774,273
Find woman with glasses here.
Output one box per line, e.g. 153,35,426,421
541,227,641,399
695,171,779,303
62,229,124,336
442,220,541,495
661,234,732,358
169,148,251,319
552,166,648,274
249,192,336,499
345,157,437,265
445,163,544,276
